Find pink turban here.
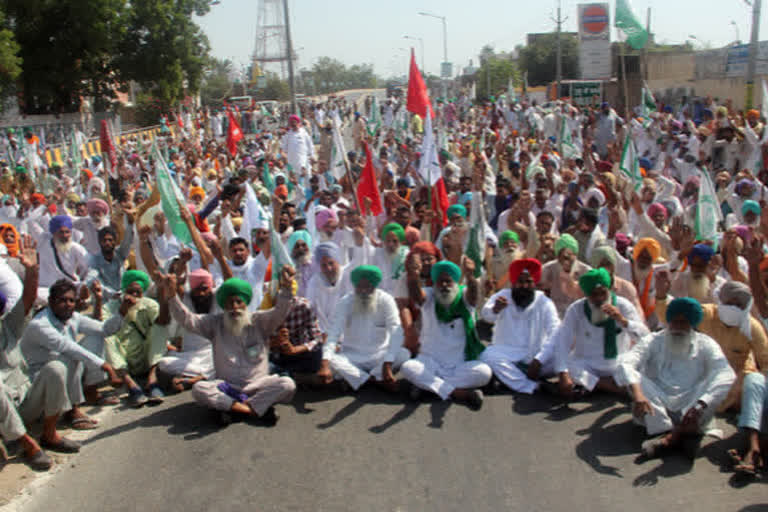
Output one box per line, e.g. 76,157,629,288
615,232,631,254
188,269,214,290
87,198,109,215
647,202,668,220
289,115,301,124
405,226,420,246
316,208,338,230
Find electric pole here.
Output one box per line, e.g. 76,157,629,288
283,0,297,115
746,0,762,110
551,0,568,99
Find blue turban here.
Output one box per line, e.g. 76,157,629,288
742,199,761,217
459,191,473,205
639,157,652,170
330,184,343,193
314,241,341,262
666,297,703,327
447,204,467,219
688,244,715,263
287,229,312,255
430,260,462,284
49,215,73,234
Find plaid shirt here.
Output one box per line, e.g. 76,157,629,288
283,296,322,348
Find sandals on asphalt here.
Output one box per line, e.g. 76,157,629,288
86,395,120,406
733,452,763,476
40,437,81,454
70,416,99,430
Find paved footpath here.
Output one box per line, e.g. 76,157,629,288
4,387,768,512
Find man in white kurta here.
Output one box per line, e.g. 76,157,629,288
614,297,735,459
480,259,560,394
280,115,315,176
551,268,648,396
304,241,351,334
227,236,268,312
38,216,89,290
317,265,408,392
400,260,492,409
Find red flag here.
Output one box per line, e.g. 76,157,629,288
99,119,117,174
226,111,243,156
356,142,383,216
431,177,450,227
406,48,434,119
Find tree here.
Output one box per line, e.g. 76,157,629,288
476,49,520,101
251,72,290,102
0,9,21,106
517,33,579,86
200,58,234,107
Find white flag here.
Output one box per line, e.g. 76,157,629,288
695,167,723,246
762,79,768,124
417,107,441,186
240,180,271,248
618,133,642,191
330,115,348,180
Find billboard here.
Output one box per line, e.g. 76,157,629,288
578,3,612,80
726,42,768,77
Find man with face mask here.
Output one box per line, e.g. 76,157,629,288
551,268,648,397
316,265,408,393
540,234,590,318
615,297,734,460
655,279,768,413
156,269,219,392
401,260,492,409
480,259,560,394
670,244,724,304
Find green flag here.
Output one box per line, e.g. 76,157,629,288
465,193,486,279
615,0,649,50
525,152,544,179
262,160,275,193
694,168,722,246
152,142,193,245
618,133,642,191
70,132,82,168
367,96,381,137
559,118,581,161
269,222,294,283
641,86,657,128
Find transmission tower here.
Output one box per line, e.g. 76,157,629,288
252,0,292,81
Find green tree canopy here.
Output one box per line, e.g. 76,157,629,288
517,33,579,87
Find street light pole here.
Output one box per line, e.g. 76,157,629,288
746,0,762,110
283,0,297,115
419,11,449,99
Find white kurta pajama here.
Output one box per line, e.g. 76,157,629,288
305,267,351,334
400,290,492,400
552,296,648,391
479,290,560,394
614,331,735,435
323,290,409,390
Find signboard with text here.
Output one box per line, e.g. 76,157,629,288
578,3,612,80
570,81,603,106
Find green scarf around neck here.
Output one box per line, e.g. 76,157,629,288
434,285,485,361
582,293,621,360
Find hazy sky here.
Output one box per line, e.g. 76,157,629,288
198,0,766,78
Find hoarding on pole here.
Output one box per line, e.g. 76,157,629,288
578,3,612,80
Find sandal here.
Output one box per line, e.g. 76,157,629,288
734,452,762,476
70,416,99,430
728,449,744,466
86,395,120,406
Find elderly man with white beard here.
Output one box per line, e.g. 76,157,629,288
551,268,649,398
655,278,768,412
480,259,560,394
38,215,89,292
163,266,297,426
316,265,408,393
400,259,492,409
73,198,110,254
286,230,312,297
670,244,725,305
615,297,735,460
305,241,351,335
349,222,409,297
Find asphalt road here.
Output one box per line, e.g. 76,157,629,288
12,387,768,512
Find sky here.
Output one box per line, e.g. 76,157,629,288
197,0,767,79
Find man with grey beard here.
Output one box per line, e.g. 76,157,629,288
317,265,409,393
37,215,89,291
163,267,297,426
614,297,735,460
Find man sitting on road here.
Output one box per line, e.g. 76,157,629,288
165,268,297,426
317,265,409,393
400,260,492,409
480,259,560,394
615,297,735,460
550,268,649,398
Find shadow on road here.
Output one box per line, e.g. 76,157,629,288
315,386,415,430
632,456,694,487
574,406,638,478
84,402,226,444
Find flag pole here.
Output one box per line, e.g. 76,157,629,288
426,105,433,241
620,41,631,120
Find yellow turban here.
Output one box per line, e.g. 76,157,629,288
632,238,662,262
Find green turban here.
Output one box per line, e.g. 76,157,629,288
666,297,703,327
742,200,761,217
447,204,467,219
578,268,612,296
555,234,578,256
430,260,461,284
14,165,26,174
499,231,519,246
381,222,405,243
121,270,150,292
350,265,383,288
216,278,253,308
590,245,617,269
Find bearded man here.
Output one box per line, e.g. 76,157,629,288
38,215,89,290
350,222,409,297
305,242,351,335
670,244,724,304
631,237,663,327
157,269,219,391
401,260,492,409
400,241,442,354
317,266,409,393
615,297,734,460
287,229,312,297
74,198,110,254
480,259,560,394
656,279,768,412
488,231,523,291
165,267,297,425
551,268,648,397
540,234,590,317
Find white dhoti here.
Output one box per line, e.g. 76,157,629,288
633,375,716,436
566,357,618,392
327,347,411,391
400,355,492,400
157,347,215,380
479,345,555,394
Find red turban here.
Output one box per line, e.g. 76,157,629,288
508,258,542,285
596,160,613,173
30,193,46,205
405,241,442,272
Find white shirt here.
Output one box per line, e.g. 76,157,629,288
280,128,315,174
229,253,268,311
38,235,90,287
481,289,560,365
419,288,473,368
305,266,352,334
